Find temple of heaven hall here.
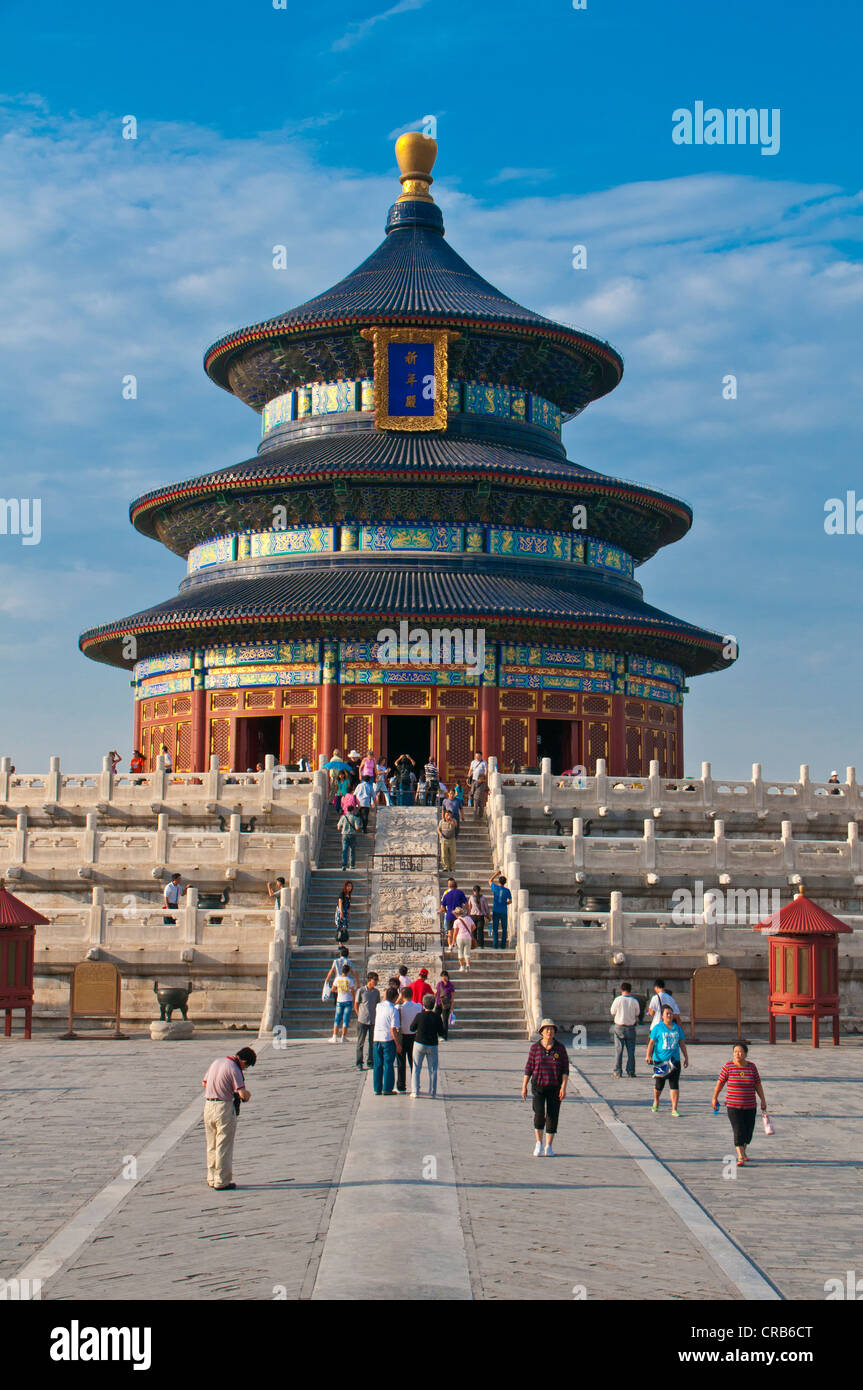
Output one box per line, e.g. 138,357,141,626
80,133,734,780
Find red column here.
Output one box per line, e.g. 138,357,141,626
675,705,684,776
190,687,207,772
479,683,499,763
133,697,142,760
609,693,627,774
321,683,339,759
320,640,339,758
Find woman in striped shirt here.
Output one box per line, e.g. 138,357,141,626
711,1040,768,1166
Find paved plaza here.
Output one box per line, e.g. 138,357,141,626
1,1031,861,1302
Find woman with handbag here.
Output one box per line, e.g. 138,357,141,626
334,882,353,949
645,1004,688,1116
711,1039,769,1166
468,884,490,950
435,970,455,1039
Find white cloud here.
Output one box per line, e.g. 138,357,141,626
332,0,429,52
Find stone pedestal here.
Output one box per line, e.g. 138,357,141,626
369,807,442,975
150,1019,195,1041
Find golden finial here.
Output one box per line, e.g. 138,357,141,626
795,883,806,897
395,131,437,203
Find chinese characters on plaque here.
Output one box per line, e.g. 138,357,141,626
387,343,435,418
365,326,451,431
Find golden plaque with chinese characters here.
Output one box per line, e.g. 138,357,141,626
362,326,451,431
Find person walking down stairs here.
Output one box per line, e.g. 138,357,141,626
329,963,357,1043
337,808,359,869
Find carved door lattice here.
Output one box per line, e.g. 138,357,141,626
445,715,475,776
289,715,316,764
176,722,192,772
625,724,642,773
343,714,372,756
210,718,231,770
585,720,609,771
501,716,528,767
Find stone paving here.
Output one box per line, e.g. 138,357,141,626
572,1034,863,1302
1,1030,861,1301
1,1035,363,1300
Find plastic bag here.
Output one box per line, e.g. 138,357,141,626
762,1112,775,1136
448,1010,456,1026
322,982,332,1002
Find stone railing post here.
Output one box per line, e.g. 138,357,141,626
183,885,198,945
703,887,720,952
571,816,585,874
594,757,608,803
847,822,862,877
226,813,242,874
150,764,167,807
799,763,810,812
498,814,512,870
82,811,98,867
642,818,655,873
526,941,542,1032
88,886,106,946
648,759,661,806
154,812,169,867
540,756,552,804
781,819,795,873
0,756,12,804
206,753,222,801
14,812,27,864
608,890,624,954
847,767,859,817
751,762,763,811
713,818,726,874
701,761,712,805
289,861,305,944
262,753,275,803
516,887,529,949
46,756,62,806
99,753,114,802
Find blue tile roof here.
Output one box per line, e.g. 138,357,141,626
204,201,623,410
80,563,728,674
129,426,692,561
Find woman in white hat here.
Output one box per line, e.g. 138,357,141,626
521,1018,569,1156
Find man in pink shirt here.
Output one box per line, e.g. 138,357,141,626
201,1047,256,1190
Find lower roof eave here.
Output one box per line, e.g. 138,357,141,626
79,611,731,679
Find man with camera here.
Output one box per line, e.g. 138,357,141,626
202,1047,257,1190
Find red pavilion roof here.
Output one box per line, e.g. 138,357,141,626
753,890,852,936
0,880,49,928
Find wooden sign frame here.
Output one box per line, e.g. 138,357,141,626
60,960,128,1039
689,965,741,1040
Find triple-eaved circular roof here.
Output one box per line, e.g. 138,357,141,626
204,197,623,414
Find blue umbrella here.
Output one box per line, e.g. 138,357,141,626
323,758,353,771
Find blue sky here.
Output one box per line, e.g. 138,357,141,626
0,0,861,776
